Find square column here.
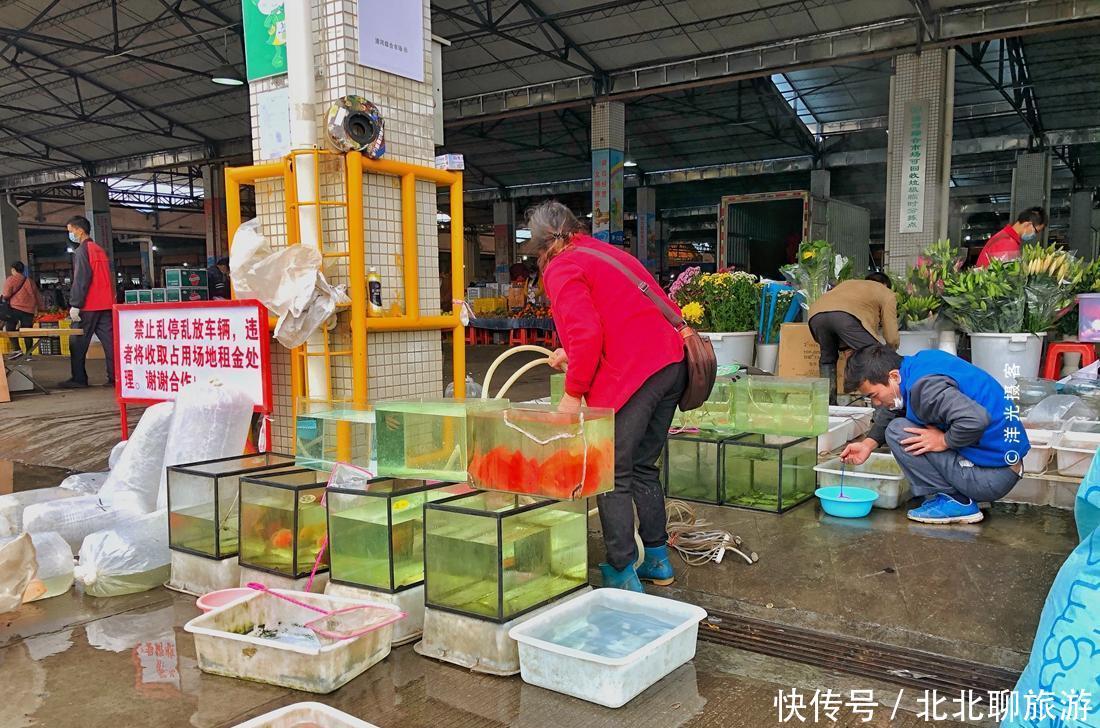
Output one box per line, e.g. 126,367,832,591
492,199,515,284
634,187,659,273
1011,151,1052,243
1069,190,1096,259
84,180,115,274
885,50,955,271
0,197,19,274
203,164,228,263
591,101,625,244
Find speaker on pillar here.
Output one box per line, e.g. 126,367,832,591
325,96,386,159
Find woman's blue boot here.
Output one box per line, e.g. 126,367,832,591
636,545,675,586
598,562,644,592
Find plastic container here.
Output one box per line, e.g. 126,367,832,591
238,469,328,579
1022,428,1057,476
969,332,1045,391
424,491,588,623
896,330,938,356
755,342,779,373
467,404,615,500
295,399,376,472
814,454,912,509
375,399,509,482
699,331,755,367
1077,293,1100,341
232,702,379,728
1054,422,1100,477
327,474,467,593
663,433,725,504
168,453,296,560
509,589,707,708
722,434,818,513
821,407,874,453
1016,377,1058,411
815,486,878,517
196,587,254,613
731,376,828,437
184,588,401,693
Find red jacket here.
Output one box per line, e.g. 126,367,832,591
975,225,1021,268
70,239,115,311
543,236,685,411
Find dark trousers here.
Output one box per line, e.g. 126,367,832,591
4,310,34,353
598,360,687,570
808,311,880,366
69,309,115,384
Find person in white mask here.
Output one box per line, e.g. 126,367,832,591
974,207,1046,267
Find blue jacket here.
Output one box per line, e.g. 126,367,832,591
900,350,1030,467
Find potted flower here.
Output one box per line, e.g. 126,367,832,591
895,239,964,355
671,268,759,366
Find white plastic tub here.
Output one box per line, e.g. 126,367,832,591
509,589,706,708
969,332,1045,391
1022,429,1057,476
184,589,402,693
818,408,874,454
699,331,755,367
897,330,938,356
233,702,378,728
814,453,911,509
1055,428,1100,478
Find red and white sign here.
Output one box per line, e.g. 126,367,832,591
113,300,271,411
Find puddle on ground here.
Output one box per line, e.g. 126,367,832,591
0,460,72,495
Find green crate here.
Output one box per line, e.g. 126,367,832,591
137,290,153,303
151,288,167,303
124,290,140,303
165,288,182,302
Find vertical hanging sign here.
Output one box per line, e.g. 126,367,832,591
592,149,611,242
357,0,426,82
242,0,287,81
609,149,624,244
899,100,928,234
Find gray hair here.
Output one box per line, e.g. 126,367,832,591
525,200,585,263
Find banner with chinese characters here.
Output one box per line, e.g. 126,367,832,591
242,0,286,81
591,149,624,244
357,0,425,82
899,100,929,234
113,301,271,411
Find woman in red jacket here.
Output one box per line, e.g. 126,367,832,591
525,201,687,592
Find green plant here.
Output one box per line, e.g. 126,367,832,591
942,258,1026,333
696,271,758,332
1022,243,1084,333
780,240,850,309
894,239,966,330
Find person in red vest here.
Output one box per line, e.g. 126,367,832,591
60,215,115,389
975,207,1046,267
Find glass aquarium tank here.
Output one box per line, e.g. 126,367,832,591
167,453,296,559
238,469,329,578
670,379,737,432
550,373,564,405
295,398,375,472
663,433,728,504
326,472,468,593
731,376,828,437
467,404,615,499
424,491,588,622
375,399,509,482
722,433,818,512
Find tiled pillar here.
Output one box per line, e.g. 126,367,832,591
84,180,116,274
248,0,442,451
591,101,625,244
0,197,18,273
884,50,955,272
492,199,515,284
1011,151,1052,243
1069,190,1095,259
203,164,228,263
635,186,658,273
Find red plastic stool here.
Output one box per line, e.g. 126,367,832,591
465,327,478,346
508,328,529,347
1041,342,1098,379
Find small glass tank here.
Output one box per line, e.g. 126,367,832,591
167,453,296,559
375,399,509,482
424,491,588,622
732,376,828,437
238,468,329,578
550,373,565,405
662,432,728,504
326,466,469,593
295,398,376,472
467,404,615,499
671,379,737,432
722,433,818,513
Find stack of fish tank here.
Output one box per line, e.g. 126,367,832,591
166,453,297,593
237,468,329,584
295,398,376,473
670,379,738,432
721,433,818,512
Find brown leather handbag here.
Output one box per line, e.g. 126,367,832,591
575,247,717,411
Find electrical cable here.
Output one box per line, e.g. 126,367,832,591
665,499,759,566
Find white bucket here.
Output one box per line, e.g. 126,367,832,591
897,330,938,356
699,331,755,367
937,329,958,355
754,342,779,372
969,332,1045,390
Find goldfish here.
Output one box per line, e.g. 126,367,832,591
270,528,293,549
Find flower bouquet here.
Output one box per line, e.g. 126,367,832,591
780,240,851,310
942,258,1026,334
1022,243,1083,334
895,239,965,331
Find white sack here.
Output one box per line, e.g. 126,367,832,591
0,533,36,613
74,511,169,598
98,402,175,514
229,218,321,318
273,278,350,349
0,531,73,602
23,495,137,552
108,440,128,470
0,489,80,537
58,472,109,495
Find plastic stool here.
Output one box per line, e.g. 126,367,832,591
465,327,478,346
508,328,529,347
1041,342,1098,379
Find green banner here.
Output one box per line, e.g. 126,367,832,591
243,0,286,81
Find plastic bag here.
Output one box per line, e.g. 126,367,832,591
0,533,36,613
229,218,322,318
74,511,169,598
0,488,80,537
98,402,175,514
444,375,484,399
1022,395,1094,429
0,531,74,602
1002,526,1100,728
24,495,138,551
157,380,253,510
58,471,109,495
273,277,350,349
108,440,127,470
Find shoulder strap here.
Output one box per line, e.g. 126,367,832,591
573,246,686,330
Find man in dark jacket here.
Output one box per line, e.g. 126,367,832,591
841,345,1028,525
208,256,231,299
60,215,115,389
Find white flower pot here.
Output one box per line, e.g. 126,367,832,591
699,331,756,367
937,329,958,355
755,343,779,372
969,332,1046,391
897,330,938,356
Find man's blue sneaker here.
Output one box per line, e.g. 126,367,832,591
906,493,984,525
636,545,675,586
598,562,644,592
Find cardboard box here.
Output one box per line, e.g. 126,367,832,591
178,286,208,301
137,290,153,303
164,267,207,288
776,323,849,391
124,290,140,303
151,288,167,303
165,288,182,302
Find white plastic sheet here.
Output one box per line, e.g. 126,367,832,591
157,380,254,511
58,471,109,495
74,511,169,598
23,495,136,552
108,440,128,470
0,489,80,537
98,401,175,514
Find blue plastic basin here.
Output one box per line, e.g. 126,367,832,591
815,486,878,518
